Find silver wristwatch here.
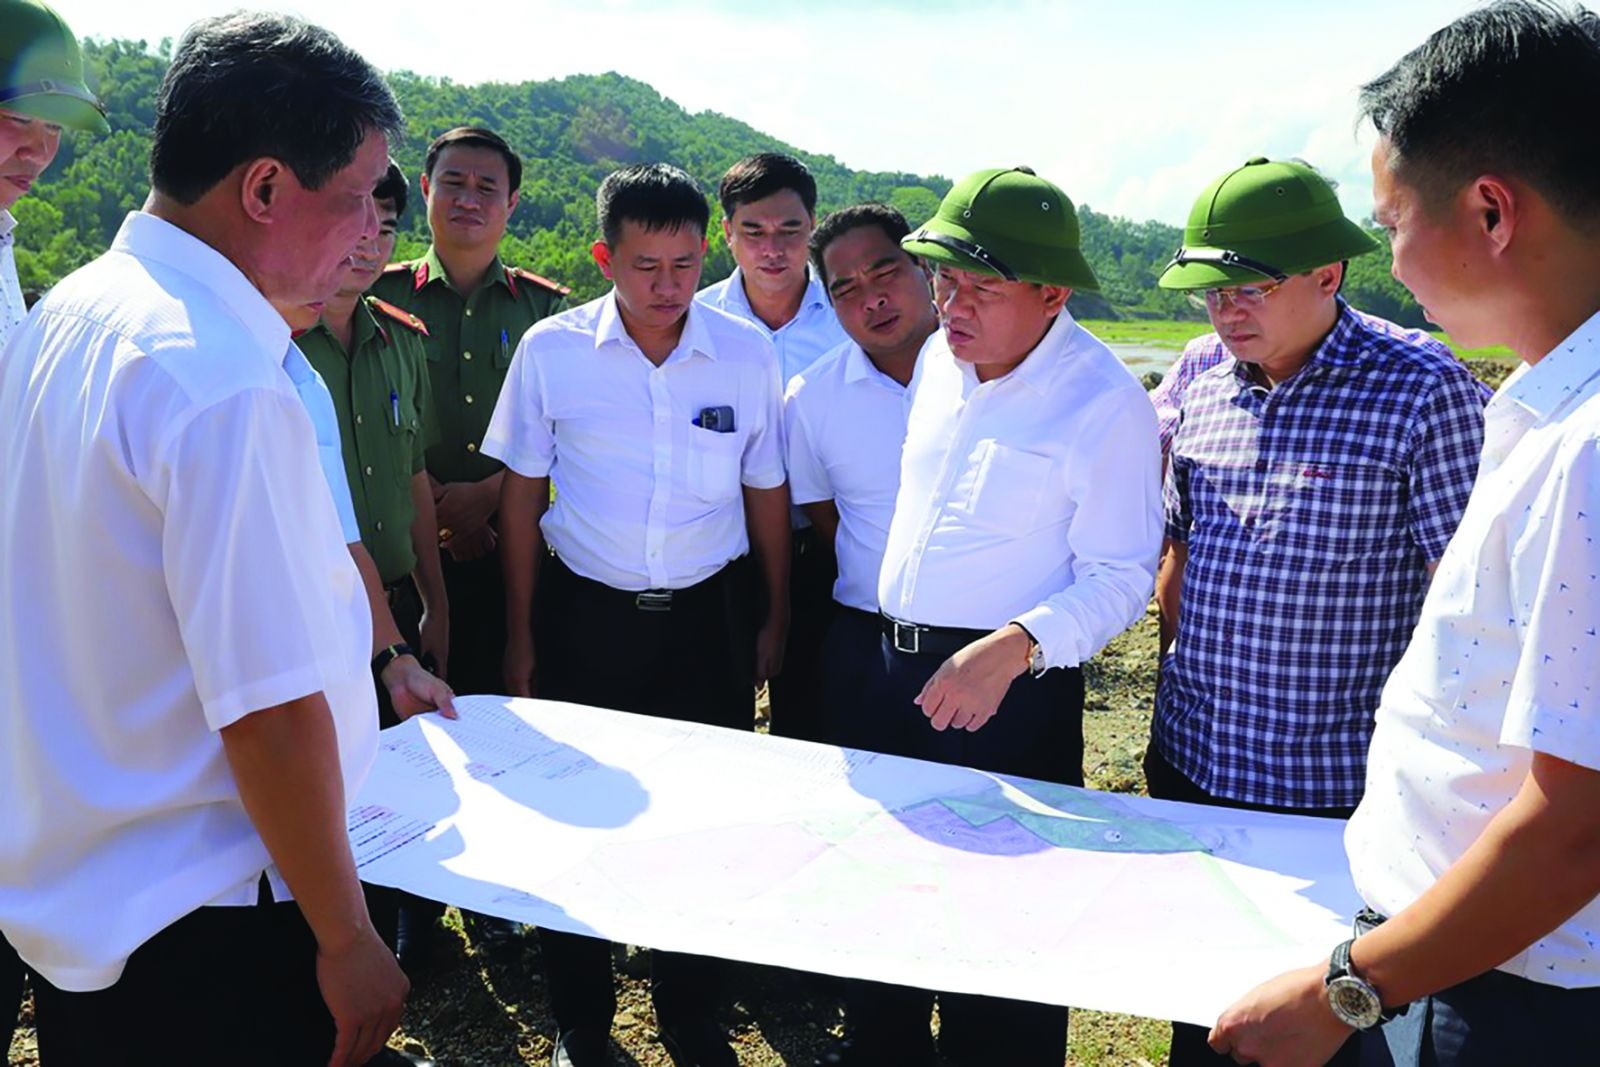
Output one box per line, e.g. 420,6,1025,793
1325,939,1383,1029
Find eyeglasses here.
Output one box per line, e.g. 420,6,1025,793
1186,279,1289,312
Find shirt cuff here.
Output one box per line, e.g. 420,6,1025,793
1010,603,1089,672
741,464,787,491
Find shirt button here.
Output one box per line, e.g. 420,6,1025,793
465,394,474,405
375,521,384,532
463,351,472,361
466,309,473,317
467,442,478,453
355,414,363,425
364,465,374,477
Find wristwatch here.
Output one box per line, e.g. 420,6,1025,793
371,641,415,676
1325,939,1384,1029
1012,623,1047,678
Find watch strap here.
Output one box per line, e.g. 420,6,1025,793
372,641,415,676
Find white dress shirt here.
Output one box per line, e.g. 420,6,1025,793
879,310,1162,669
0,210,24,347
697,266,847,385
0,212,377,992
484,292,786,591
784,339,913,612
1347,308,1600,989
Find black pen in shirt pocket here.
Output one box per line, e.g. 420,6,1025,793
693,405,736,433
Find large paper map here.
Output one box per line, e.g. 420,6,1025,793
350,696,1361,1026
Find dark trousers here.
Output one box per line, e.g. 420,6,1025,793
534,554,755,1035
32,898,332,1066
1361,965,1600,1066
1143,746,1359,1067
2,936,23,1058
766,527,837,742
826,612,1082,1067
439,547,505,697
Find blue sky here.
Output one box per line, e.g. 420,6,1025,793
64,0,1484,226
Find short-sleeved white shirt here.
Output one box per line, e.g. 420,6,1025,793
784,339,913,612
1347,308,1600,989
878,310,1163,669
0,212,377,992
483,292,786,591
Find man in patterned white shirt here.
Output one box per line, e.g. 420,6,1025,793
1212,4,1600,1065
1151,157,1485,1066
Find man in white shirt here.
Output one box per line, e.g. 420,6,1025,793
0,14,410,1066
783,202,937,753
841,168,1162,1066
0,2,108,1052
698,153,848,745
1210,4,1600,1065
489,163,788,1067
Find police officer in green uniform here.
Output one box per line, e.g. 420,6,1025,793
369,126,567,962
296,162,449,689
371,126,567,701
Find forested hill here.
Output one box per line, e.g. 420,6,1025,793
16,38,1425,327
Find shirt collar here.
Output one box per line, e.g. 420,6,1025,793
961,306,1077,395
719,266,829,320
419,245,510,295
1497,307,1600,423
595,290,717,362
841,340,908,390
1227,298,1366,386
0,210,14,242
111,211,289,367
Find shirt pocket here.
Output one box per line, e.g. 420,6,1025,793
961,439,1053,531
686,427,743,504
1264,460,1400,565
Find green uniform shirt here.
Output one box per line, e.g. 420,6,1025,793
371,247,569,485
295,296,435,586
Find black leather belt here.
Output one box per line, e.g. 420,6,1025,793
879,612,989,657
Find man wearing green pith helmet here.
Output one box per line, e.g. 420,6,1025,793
828,167,1162,1066
1149,157,1486,1064
0,0,107,1054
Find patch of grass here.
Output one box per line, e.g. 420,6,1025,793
1079,319,1211,351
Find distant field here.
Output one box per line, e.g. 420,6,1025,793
1082,317,1518,364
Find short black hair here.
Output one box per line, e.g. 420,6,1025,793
596,164,710,247
809,203,913,285
718,152,817,218
423,126,522,193
374,160,408,219
1360,0,1600,224
149,13,403,205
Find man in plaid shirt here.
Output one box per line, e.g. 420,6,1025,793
1147,158,1486,1064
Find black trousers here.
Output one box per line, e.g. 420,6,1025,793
1143,746,1360,1067
439,547,505,697
2,936,23,1059
824,609,1082,1067
534,554,755,1035
31,897,332,1066
766,526,837,742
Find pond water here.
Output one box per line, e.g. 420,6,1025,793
1107,342,1179,378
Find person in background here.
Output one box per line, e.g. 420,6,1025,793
699,152,847,745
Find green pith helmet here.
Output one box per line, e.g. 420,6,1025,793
1159,157,1377,290
1,0,109,134
902,166,1099,290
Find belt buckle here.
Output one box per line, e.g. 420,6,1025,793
891,620,921,655
635,590,673,613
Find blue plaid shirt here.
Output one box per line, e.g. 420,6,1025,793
1156,302,1486,808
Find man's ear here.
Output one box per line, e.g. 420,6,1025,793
239,158,289,224
1470,175,1519,256
507,188,520,215
1041,284,1072,315
418,170,432,203
591,240,613,279
721,215,733,243
1315,263,1344,297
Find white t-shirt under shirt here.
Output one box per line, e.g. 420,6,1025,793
483,292,785,592
1347,308,1600,989
0,212,377,992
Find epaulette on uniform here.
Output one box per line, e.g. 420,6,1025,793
367,297,430,337
381,259,430,291
505,265,572,298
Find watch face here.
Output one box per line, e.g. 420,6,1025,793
1327,976,1383,1030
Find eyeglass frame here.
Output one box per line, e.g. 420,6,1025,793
1166,246,1292,312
